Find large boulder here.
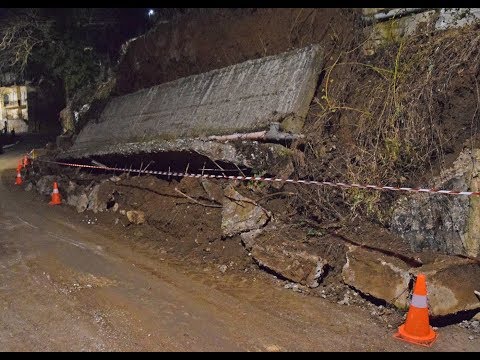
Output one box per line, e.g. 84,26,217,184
252,243,328,288
342,246,411,309
221,185,271,237
243,224,332,288
240,229,264,250
64,181,89,213
66,193,89,213
421,256,480,316
391,149,480,257
201,179,224,204
86,184,107,213
342,246,480,316
35,175,58,196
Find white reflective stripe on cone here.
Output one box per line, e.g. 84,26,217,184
53,189,59,194
411,294,428,308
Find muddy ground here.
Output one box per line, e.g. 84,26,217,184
0,140,478,351
20,145,480,327
5,8,480,350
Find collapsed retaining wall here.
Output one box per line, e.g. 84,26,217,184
62,45,323,161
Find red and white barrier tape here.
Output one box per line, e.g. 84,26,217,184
32,157,480,197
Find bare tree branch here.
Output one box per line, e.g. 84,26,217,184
0,9,54,74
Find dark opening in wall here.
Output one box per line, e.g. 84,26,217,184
63,150,253,179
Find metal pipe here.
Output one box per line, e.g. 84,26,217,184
206,122,304,143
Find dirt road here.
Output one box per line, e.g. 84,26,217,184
0,138,478,351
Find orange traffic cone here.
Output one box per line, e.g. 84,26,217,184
49,182,62,205
14,169,23,185
394,273,437,346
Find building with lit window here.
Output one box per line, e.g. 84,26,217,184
0,84,29,133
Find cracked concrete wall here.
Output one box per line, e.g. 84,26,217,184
63,45,323,160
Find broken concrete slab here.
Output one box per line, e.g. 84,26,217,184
176,177,208,199
35,175,58,196
342,246,411,309
87,185,107,214
60,134,296,176
201,179,224,204
420,256,480,317
252,243,328,288
342,246,480,316
244,224,332,288
240,228,264,251
66,193,89,213
63,180,91,213
76,193,89,213
61,45,323,161
221,185,271,237
66,180,77,194
391,148,480,257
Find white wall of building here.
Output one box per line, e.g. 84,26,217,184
0,85,29,134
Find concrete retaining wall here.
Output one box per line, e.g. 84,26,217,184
64,45,323,159
362,8,480,56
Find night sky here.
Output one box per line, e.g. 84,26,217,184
0,8,155,60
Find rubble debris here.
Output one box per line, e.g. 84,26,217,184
343,246,480,316
240,229,264,251
201,179,224,204
342,246,411,309
221,185,271,237
87,185,107,213
252,244,328,288
126,210,146,225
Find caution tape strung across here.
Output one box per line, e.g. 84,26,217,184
32,158,480,197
